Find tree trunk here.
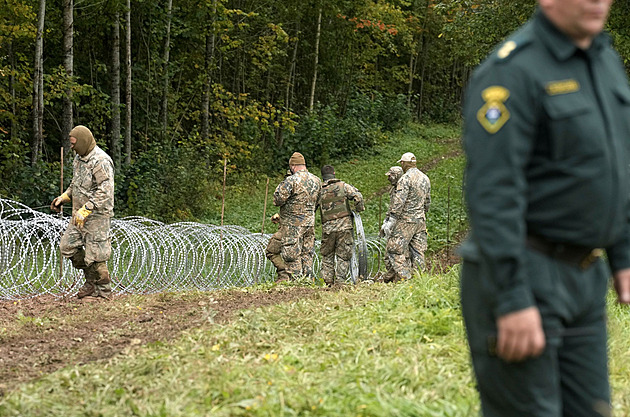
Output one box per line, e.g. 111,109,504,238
308,7,322,112
62,0,73,158
201,0,217,142
31,0,46,165
285,29,298,112
416,33,429,120
124,0,132,165
407,48,417,110
111,11,121,168
160,0,173,137
9,42,17,141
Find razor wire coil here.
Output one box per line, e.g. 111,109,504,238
0,198,386,300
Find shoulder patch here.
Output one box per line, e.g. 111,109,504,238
476,86,510,134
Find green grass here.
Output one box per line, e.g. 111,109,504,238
3,271,630,416
0,269,479,417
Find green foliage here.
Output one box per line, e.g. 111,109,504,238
0,156,70,209
278,92,410,169
116,143,216,222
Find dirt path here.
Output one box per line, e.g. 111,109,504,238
0,286,325,395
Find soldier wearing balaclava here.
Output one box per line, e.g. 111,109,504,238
51,125,115,299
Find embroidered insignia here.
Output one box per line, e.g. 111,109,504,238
476,86,510,134
545,79,580,95
497,41,517,59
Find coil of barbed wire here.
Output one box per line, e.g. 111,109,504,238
0,198,386,300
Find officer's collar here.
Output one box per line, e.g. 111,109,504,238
535,9,609,62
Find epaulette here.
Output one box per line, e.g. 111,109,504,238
490,23,534,64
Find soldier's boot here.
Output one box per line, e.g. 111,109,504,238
392,272,410,283
92,262,112,300
382,269,397,283
276,269,291,283
71,250,95,299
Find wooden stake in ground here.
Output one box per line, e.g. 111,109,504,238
218,158,227,283
221,158,227,227
261,178,269,234
59,147,64,281
377,194,382,271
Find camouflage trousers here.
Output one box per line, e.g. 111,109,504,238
385,220,427,280
60,215,112,297
265,230,290,281
320,228,354,285
279,224,315,277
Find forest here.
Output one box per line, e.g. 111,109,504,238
2,0,630,222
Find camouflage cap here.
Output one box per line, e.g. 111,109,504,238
386,166,403,177
69,125,96,156
289,152,306,166
386,166,403,184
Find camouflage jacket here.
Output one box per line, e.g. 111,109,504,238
65,145,115,217
273,169,321,226
320,179,364,233
390,167,430,223
385,185,397,219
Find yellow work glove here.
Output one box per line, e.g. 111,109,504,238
50,192,71,212
74,204,93,229
271,213,280,224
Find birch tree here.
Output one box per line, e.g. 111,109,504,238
62,0,73,157
160,0,173,136
308,6,322,112
111,11,121,168
124,0,132,165
31,0,45,164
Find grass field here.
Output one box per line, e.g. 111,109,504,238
2,271,630,416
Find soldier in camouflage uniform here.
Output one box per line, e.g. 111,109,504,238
265,213,290,282
50,125,114,299
319,165,365,286
379,166,404,282
273,152,322,279
380,152,431,281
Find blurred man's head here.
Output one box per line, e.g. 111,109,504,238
539,0,612,49
398,152,417,173
321,165,335,181
288,152,306,173
386,166,403,186
69,125,96,156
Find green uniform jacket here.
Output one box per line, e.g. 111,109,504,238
462,11,630,317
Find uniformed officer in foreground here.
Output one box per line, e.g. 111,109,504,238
318,165,364,286
460,1,630,415
50,125,115,299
